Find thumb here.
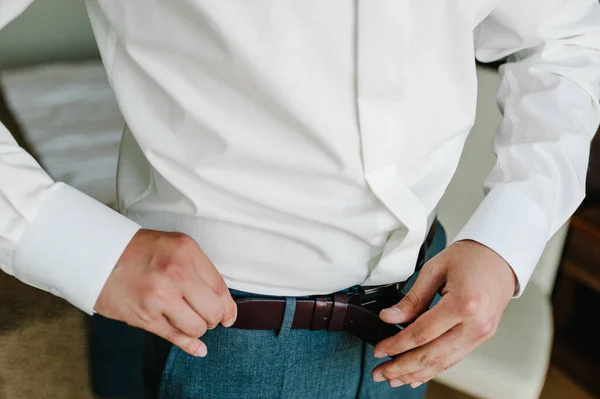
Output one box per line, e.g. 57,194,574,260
380,267,443,324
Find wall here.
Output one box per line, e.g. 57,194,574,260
0,0,99,68
437,67,499,241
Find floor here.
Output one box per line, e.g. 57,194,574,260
426,368,596,399
0,271,597,399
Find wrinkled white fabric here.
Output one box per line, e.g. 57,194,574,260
1,1,599,314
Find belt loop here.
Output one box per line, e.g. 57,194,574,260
310,296,331,330
328,293,349,332
276,297,296,337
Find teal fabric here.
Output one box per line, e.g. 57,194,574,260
89,314,146,399
153,317,427,399
144,222,447,399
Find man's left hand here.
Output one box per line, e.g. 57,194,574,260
371,239,518,388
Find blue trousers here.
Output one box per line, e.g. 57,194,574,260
143,223,446,399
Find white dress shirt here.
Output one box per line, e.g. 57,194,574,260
1,1,599,315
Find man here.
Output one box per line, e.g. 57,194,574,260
1,1,599,398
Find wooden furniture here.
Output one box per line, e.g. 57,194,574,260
551,129,600,397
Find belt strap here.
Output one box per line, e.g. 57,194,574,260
232,297,403,347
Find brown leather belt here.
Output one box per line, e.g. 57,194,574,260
231,222,437,347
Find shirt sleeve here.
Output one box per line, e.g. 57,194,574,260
453,0,600,296
0,1,141,314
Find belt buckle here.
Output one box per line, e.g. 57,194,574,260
359,283,399,306
362,283,396,296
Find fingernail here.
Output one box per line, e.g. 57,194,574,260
381,306,403,320
374,350,388,359
390,379,405,388
222,316,236,328
410,382,423,389
373,372,385,383
194,344,207,357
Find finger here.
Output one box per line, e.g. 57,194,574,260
380,263,444,325
386,379,428,390
213,283,237,328
388,379,407,388
374,296,460,358
388,378,425,389
402,365,451,388
163,298,209,338
373,324,475,382
399,348,466,388
192,254,237,326
181,277,227,329
151,317,208,357
220,296,238,327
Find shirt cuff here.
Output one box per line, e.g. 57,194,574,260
451,185,550,297
12,183,141,314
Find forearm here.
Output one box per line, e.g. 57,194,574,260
457,0,600,295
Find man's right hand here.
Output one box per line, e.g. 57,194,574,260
94,229,237,357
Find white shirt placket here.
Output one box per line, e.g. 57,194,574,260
356,2,428,285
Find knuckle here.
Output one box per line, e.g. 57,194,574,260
211,279,227,297
474,319,496,338
131,307,158,327
190,321,208,338
207,306,225,325
422,261,441,278
156,260,186,282
227,300,238,316
139,297,155,315
379,368,395,381
165,329,182,345
144,278,169,302
183,340,200,355
378,363,396,378
140,284,164,310
419,353,441,369
387,361,406,377
138,305,158,321
401,291,422,312
145,278,162,293
457,295,481,318
410,329,429,347
161,260,181,275
437,359,455,373
172,233,197,252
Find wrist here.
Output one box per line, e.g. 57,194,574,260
454,239,518,296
